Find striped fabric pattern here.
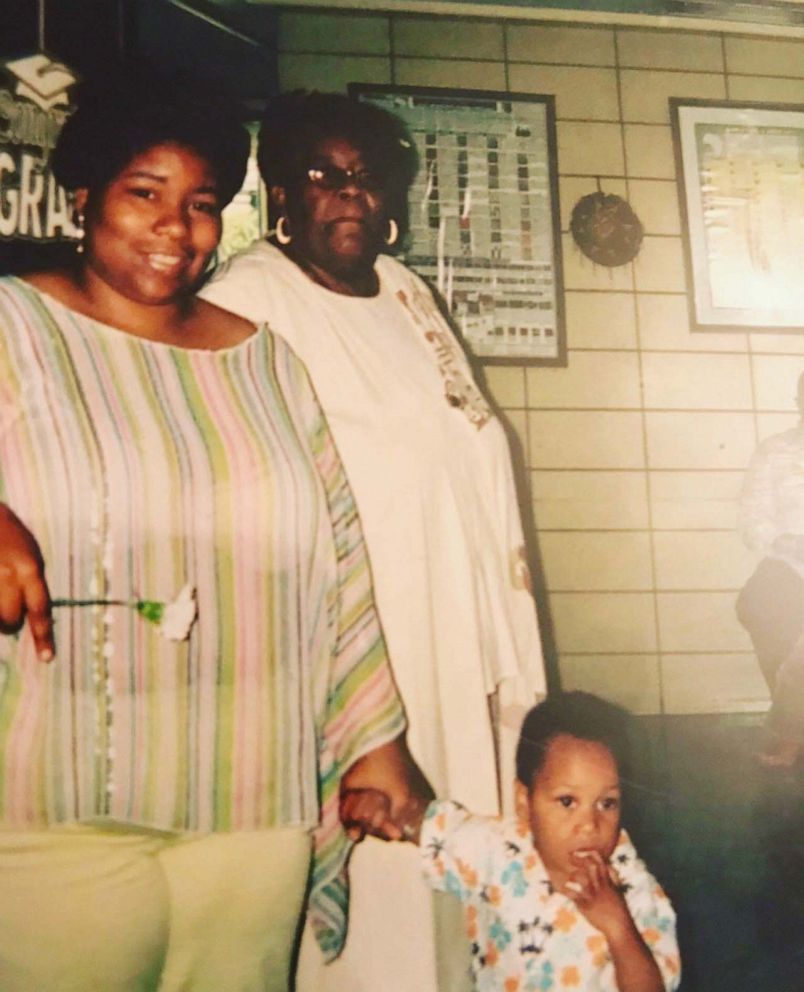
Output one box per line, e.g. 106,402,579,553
0,276,405,956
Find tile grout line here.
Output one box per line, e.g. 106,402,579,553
616,23,666,716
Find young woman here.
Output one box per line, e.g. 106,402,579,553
0,76,428,992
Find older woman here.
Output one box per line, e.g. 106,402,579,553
202,90,546,992
0,76,428,992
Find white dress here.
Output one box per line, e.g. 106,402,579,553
202,242,546,992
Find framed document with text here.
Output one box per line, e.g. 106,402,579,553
671,98,804,333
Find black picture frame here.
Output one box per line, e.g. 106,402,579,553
350,84,566,366
671,97,804,334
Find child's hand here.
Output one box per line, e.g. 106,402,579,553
340,787,401,842
564,851,666,992
340,786,427,843
562,850,634,940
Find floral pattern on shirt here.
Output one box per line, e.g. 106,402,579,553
421,800,681,992
395,278,492,430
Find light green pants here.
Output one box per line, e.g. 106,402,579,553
0,824,311,992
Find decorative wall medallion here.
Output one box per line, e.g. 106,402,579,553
570,190,643,267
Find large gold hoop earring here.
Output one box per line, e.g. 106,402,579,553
275,215,292,246
384,218,398,247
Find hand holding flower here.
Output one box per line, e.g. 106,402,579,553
52,583,198,641
0,503,54,661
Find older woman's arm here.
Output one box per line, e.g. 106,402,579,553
0,503,54,661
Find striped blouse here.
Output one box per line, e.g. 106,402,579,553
0,276,405,957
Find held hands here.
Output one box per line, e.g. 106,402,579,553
0,504,54,661
340,786,400,842
339,736,433,844
562,850,633,940
340,785,427,844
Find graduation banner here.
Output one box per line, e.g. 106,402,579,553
0,53,78,242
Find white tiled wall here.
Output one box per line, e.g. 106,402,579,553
276,11,804,714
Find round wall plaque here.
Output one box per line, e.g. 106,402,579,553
570,191,644,267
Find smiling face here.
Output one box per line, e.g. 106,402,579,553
515,733,621,890
281,135,387,280
77,142,222,308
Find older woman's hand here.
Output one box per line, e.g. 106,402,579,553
340,787,399,842
0,504,54,661
340,785,429,844
340,735,433,842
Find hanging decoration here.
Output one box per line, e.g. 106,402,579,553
570,181,644,267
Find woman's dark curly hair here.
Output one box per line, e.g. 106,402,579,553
52,70,250,207
257,90,418,242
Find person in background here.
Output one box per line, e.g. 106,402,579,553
737,370,804,768
201,89,547,992
0,74,429,992
341,691,681,992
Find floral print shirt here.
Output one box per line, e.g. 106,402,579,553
420,800,681,992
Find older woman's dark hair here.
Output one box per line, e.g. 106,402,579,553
257,90,418,241
52,72,250,207
515,691,632,788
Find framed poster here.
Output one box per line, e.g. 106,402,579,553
671,98,804,332
351,85,565,365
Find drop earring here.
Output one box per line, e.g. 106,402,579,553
75,213,85,254
275,215,292,246
384,218,398,247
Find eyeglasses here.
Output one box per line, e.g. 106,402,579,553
306,164,382,193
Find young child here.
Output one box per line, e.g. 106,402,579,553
340,691,680,992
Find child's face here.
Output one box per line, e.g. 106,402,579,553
514,733,621,889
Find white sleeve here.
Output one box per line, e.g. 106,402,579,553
738,442,780,554
419,799,491,903
199,254,271,326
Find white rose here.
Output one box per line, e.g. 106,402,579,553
159,584,197,641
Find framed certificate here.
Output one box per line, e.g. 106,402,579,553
671,98,804,333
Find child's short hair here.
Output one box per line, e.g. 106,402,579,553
515,691,631,788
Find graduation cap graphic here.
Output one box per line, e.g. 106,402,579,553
4,54,77,111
